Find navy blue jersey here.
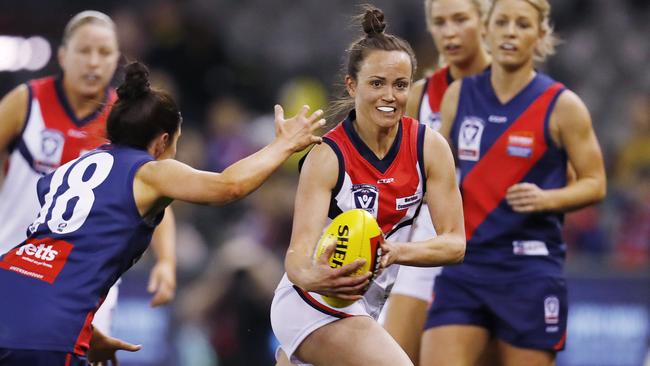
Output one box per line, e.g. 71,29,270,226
0,145,161,355
445,69,567,282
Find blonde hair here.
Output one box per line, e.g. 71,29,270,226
62,10,116,46
487,0,559,62
424,0,488,29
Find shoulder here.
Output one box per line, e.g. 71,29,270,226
0,84,30,136
441,79,462,107
552,89,591,126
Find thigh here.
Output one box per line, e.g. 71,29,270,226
383,294,429,365
0,349,88,366
296,316,414,366
497,340,555,366
420,325,490,366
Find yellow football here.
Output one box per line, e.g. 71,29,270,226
315,209,384,308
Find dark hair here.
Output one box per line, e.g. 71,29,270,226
327,5,417,121
107,62,182,149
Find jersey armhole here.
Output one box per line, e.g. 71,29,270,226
416,123,427,192
417,78,430,121
543,84,567,151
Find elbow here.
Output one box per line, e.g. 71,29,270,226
594,180,607,203
450,237,466,264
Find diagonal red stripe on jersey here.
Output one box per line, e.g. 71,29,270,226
462,83,563,241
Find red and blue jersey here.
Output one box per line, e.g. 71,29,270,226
445,69,567,281
417,66,451,131
0,145,160,355
0,76,115,253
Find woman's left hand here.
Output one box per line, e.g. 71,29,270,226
506,182,548,213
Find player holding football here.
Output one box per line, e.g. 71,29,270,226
271,6,465,366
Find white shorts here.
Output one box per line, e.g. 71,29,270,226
390,204,440,302
92,280,120,335
270,274,373,365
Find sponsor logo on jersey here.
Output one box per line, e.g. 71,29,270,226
0,237,73,283
512,240,549,256
458,116,484,161
396,192,422,210
507,131,535,158
377,178,394,184
488,115,508,123
544,295,560,326
67,129,88,139
352,184,378,213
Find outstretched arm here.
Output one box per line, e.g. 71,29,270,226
148,206,176,307
135,105,325,207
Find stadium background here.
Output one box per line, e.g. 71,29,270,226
0,0,648,365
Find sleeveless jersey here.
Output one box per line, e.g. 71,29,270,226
445,69,567,282
417,66,451,132
0,77,115,252
283,111,427,318
0,145,160,355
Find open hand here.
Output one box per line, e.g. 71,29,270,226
274,104,325,152
148,260,176,307
88,328,141,366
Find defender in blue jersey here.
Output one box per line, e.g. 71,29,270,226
0,62,325,366
421,1,606,365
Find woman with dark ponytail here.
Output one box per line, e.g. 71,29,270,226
0,61,324,366
270,6,465,366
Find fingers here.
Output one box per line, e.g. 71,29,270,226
147,271,159,294
337,258,366,276
317,235,337,264
274,104,285,121
306,108,323,123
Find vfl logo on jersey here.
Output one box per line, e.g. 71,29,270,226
352,184,378,213
35,129,65,174
396,192,422,210
544,296,560,327
425,112,442,132
507,131,535,158
0,237,74,284
457,117,484,161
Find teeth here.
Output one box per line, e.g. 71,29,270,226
377,107,395,112
501,43,516,50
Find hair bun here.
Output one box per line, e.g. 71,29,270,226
362,8,386,36
117,61,151,100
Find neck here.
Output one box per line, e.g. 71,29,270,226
353,117,399,159
62,79,106,119
449,49,491,80
490,60,536,103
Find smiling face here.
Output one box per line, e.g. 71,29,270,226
486,0,543,70
58,22,120,99
346,50,412,130
429,0,484,68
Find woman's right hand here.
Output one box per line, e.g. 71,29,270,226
274,104,325,152
292,238,372,301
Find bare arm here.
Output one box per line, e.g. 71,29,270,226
0,85,28,153
405,78,426,119
135,105,324,210
506,91,606,212
285,143,370,300
381,129,466,267
148,206,176,307
437,80,462,144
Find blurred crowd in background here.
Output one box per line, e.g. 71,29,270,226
0,0,648,365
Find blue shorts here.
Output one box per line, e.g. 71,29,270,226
0,349,88,366
424,274,568,351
